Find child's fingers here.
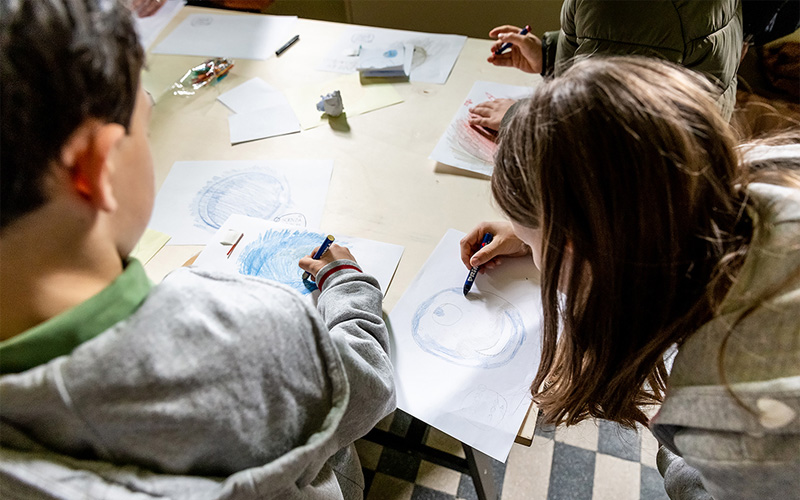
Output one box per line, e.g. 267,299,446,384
324,244,356,263
489,25,523,39
487,54,515,67
469,243,499,268
498,33,528,50
298,244,357,275
460,229,487,269
298,256,318,275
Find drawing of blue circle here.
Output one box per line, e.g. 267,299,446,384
193,170,289,230
432,303,462,326
411,287,525,368
237,228,322,294
384,49,398,57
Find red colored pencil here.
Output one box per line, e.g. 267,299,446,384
226,233,244,259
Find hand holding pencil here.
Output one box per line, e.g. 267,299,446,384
459,221,531,272
299,239,357,281
486,24,543,74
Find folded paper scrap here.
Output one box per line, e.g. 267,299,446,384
357,43,414,78
316,90,344,117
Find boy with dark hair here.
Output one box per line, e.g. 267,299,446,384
0,1,395,498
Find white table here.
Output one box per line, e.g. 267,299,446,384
142,7,542,499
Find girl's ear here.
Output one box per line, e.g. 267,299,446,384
61,120,126,213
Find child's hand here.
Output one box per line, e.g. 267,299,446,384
487,25,543,74
460,221,530,273
131,0,166,18
298,244,356,280
468,98,515,132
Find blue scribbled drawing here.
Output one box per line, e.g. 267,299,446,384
411,287,525,368
237,228,323,294
191,167,299,233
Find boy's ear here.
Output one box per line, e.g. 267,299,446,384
61,120,126,213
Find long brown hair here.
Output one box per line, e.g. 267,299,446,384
493,57,757,427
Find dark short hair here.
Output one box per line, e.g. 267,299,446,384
1,0,144,229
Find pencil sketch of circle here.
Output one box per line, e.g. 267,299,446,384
432,303,462,326
192,169,290,231
191,16,213,27
411,288,525,368
457,386,508,427
351,33,374,43
409,40,430,69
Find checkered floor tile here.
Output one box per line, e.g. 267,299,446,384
356,410,670,500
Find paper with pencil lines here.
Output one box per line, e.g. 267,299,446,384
389,229,542,462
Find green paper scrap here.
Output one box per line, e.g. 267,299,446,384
284,73,404,130
130,228,171,264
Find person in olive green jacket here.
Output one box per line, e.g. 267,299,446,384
468,0,742,130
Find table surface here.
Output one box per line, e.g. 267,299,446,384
142,6,542,444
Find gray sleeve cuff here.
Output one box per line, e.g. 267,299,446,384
657,446,714,500
316,259,363,291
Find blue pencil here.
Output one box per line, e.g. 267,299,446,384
463,232,493,295
302,234,335,281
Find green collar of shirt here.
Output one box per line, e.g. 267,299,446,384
0,259,152,375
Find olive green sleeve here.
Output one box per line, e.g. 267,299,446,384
541,30,560,77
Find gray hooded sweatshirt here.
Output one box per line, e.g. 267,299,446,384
0,261,396,499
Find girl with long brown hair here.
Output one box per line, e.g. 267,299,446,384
461,57,800,499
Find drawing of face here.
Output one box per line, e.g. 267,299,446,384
411,288,525,367
192,168,290,230
457,387,508,427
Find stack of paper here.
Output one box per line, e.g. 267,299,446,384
317,26,466,84
357,43,413,78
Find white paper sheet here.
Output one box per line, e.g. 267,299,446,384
228,105,301,144
318,26,466,84
134,0,186,50
152,13,297,60
194,215,404,298
389,229,543,462
283,73,404,130
218,78,301,144
217,78,291,113
149,160,332,245
430,81,534,176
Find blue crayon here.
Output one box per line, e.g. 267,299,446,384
302,234,335,281
463,232,493,295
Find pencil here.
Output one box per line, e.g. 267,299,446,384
302,234,335,280
276,35,300,56
226,233,244,259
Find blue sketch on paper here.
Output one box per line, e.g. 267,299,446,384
237,228,323,294
190,167,297,233
411,287,525,368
